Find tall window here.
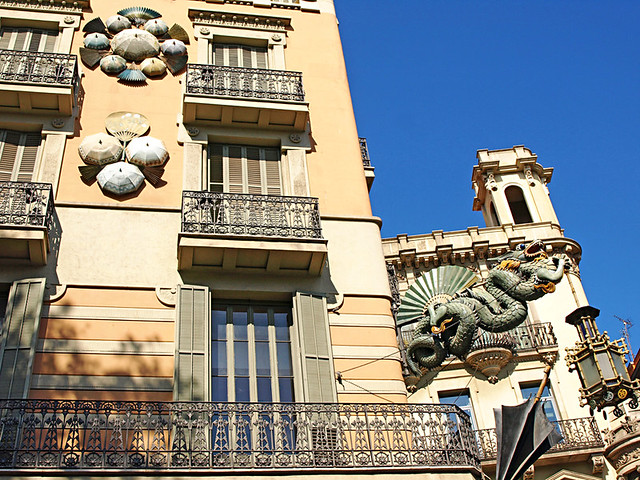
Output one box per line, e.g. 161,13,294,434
0,130,41,182
212,43,268,69
0,27,58,53
520,382,559,423
438,390,477,429
208,144,282,195
505,185,533,224
212,303,295,402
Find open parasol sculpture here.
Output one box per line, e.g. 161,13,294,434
80,6,189,83
78,112,169,194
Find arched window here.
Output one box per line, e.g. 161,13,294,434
505,186,533,224
489,201,499,226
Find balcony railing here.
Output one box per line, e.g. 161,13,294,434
0,50,78,87
0,400,480,471
0,182,53,231
475,417,603,461
470,322,557,353
182,191,323,240
186,64,305,103
359,137,371,167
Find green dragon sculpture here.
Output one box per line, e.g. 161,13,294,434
406,240,568,375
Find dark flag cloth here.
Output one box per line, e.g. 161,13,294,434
495,397,563,480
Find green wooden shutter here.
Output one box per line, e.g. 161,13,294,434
174,284,210,401
295,293,336,403
0,278,46,399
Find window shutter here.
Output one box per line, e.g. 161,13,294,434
295,293,336,403
27,30,42,52
13,29,28,51
255,48,267,69
246,147,262,194
0,130,41,182
0,29,12,50
42,30,58,53
264,149,282,195
213,44,225,66
0,278,46,399
208,144,223,192
226,145,244,194
174,284,210,401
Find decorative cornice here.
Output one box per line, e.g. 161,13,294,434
0,0,88,14
199,0,301,10
189,8,291,31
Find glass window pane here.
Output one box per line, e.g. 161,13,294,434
212,340,227,375
278,378,294,402
254,310,269,341
257,377,272,402
277,342,293,376
235,377,250,402
234,341,249,376
274,312,290,341
212,309,227,339
256,342,271,375
212,376,228,402
233,308,248,340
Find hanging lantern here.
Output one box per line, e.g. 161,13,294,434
565,306,639,416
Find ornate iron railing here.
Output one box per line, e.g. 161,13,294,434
400,322,557,356
475,416,603,461
186,64,305,103
182,191,323,240
0,182,53,231
0,400,480,471
0,50,78,87
359,137,371,167
469,322,557,353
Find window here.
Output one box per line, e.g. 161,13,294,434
213,43,268,69
208,144,282,195
0,130,41,182
505,185,533,224
438,390,477,429
0,27,58,53
211,303,295,402
520,383,559,423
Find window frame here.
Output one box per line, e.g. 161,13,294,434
519,382,560,423
437,389,478,430
211,301,299,403
207,143,283,196
0,26,59,53
0,129,43,182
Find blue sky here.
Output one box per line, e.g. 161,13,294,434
335,1,640,349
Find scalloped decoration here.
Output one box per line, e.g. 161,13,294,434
160,54,187,74
83,17,107,35
167,23,189,44
117,6,162,25
118,67,148,82
79,47,105,68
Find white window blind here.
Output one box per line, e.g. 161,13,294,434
0,130,41,182
0,27,58,53
212,43,268,69
208,144,281,195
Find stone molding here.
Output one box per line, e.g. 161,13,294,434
189,8,292,31
0,0,88,13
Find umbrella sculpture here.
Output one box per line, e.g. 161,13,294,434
78,112,169,191
97,161,145,195
495,366,563,480
80,7,190,82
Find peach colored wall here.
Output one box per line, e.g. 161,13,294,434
29,389,173,401
340,296,393,316
39,317,174,342
330,326,398,347
58,1,372,217
50,286,171,308
33,353,174,377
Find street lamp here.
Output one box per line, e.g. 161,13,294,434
565,306,639,416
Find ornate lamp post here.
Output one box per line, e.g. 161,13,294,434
565,306,639,417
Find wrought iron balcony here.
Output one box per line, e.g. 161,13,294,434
0,181,53,231
0,50,78,87
359,137,371,167
182,191,322,240
0,181,54,265
469,322,557,353
179,192,327,273
0,400,480,472
475,417,604,461
186,64,305,103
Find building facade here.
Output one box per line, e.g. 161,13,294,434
382,146,627,480
0,0,480,479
